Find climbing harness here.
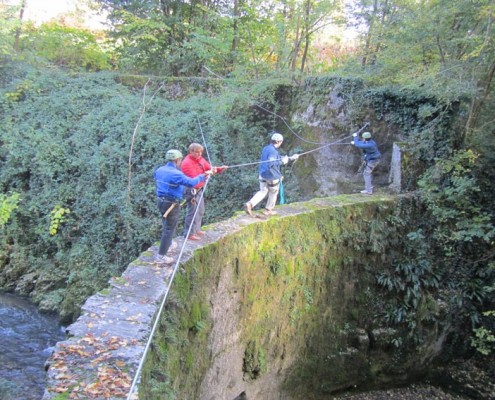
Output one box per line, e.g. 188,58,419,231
184,187,201,206
357,161,366,175
162,199,187,218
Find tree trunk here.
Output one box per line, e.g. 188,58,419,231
231,0,240,60
300,0,312,74
464,56,495,142
463,11,495,142
290,11,302,72
14,0,26,51
362,0,379,67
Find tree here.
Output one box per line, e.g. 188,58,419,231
20,22,112,71
348,0,495,110
0,0,21,59
13,0,25,51
94,0,343,77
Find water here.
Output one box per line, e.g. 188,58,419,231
0,292,65,400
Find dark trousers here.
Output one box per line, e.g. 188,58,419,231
157,198,180,256
182,188,205,237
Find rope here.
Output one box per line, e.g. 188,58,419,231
196,116,212,166
126,123,214,399
126,77,370,397
126,180,209,399
202,65,369,147
253,102,337,146
224,134,353,170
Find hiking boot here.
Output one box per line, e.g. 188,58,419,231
244,202,253,216
153,254,174,265
169,240,178,251
188,234,201,241
360,190,373,195
263,209,277,216
196,231,205,236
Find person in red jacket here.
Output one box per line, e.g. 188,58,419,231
181,143,227,240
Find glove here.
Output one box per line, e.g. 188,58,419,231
204,170,214,176
290,154,299,161
352,133,358,137
215,165,228,173
351,141,355,145
281,155,289,164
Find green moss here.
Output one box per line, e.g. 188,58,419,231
51,393,71,400
140,197,426,399
243,340,266,380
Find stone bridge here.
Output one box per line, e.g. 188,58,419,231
43,193,406,400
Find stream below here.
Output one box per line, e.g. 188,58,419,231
0,292,65,400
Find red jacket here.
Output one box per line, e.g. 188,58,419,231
181,155,211,189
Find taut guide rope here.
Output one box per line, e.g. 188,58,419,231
126,78,370,397
126,121,213,399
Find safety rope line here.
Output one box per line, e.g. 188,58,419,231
253,101,342,146
126,73,370,396
126,129,213,400
196,116,212,165
202,65,369,147
224,134,356,170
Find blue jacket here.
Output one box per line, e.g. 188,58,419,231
353,139,381,161
154,162,205,201
258,144,283,181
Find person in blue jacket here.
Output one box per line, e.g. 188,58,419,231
244,132,299,216
351,131,381,195
153,149,212,264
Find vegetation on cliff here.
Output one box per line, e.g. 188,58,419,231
0,0,494,395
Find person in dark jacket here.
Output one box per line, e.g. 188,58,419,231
244,132,298,216
351,131,381,195
153,149,211,264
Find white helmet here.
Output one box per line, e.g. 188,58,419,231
271,132,283,142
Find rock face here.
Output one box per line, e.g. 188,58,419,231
289,87,401,198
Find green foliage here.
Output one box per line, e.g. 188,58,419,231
471,274,495,355
413,149,495,353
49,205,71,235
418,150,494,252
0,1,19,60
20,22,112,71
471,324,495,356
0,64,301,322
97,0,343,77
345,0,494,100
0,191,20,229
372,204,443,345
3,78,36,101
243,340,266,380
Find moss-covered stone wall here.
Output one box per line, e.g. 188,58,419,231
140,195,445,399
